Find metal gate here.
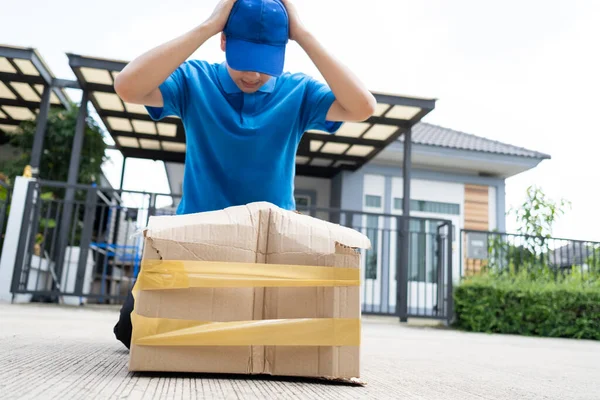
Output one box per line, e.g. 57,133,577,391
298,207,454,323
10,180,177,305
9,182,454,323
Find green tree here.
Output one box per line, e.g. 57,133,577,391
485,186,571,278
0,103,107,189
510,185,570,238
0,173,9,201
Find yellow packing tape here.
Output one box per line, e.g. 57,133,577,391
132,260,360,347
136,260,360,290
131,313,361,347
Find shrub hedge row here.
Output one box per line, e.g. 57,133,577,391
453,274,600,340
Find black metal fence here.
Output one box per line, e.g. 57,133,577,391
0,180,10,253
8,180,455,323
298,207,454,321
460,229,600,281
11,179,179,305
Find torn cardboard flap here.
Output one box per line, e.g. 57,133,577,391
145,202,371,253
266,207,371,254
143,203,266,250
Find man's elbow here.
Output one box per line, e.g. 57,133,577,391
114,74,136,104
353,93,377,121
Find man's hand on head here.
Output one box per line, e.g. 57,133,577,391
279,0,376,122
280,0,308,41
204,0,238,36
114,0,236,107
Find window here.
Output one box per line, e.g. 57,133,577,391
294,194,312,215
365,215,379,280
365,195,382,208
394,198,405,210
394,198,460,215
295,195,311,208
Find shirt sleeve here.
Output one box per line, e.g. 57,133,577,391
145,63,188,120
300,77,343,134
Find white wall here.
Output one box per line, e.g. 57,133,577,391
363,174,386,210
0,177,31,302
339,171,363,211
164,162,184,195
294,176,331,209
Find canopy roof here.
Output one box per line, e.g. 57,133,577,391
0,45,70,136
67,53,435,178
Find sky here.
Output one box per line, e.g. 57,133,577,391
2,0,599,240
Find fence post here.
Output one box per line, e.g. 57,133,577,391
22,185,45,292
344,212,355,229
11,181,36,297
149,193,157,218
446,222,454,324
55,91,89,283
436,225,444,317
74,187,97,296
380,217,391,314
397,215,409,322
399,127,413,322
459,229,463,277
29,85,52,178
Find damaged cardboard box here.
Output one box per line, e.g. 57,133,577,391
129,202,370,380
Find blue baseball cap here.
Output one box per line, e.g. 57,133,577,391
223,0,289,77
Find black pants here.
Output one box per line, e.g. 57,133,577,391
114,289,135,349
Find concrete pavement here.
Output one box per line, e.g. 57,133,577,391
0,303,599,399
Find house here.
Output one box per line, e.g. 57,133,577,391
160,122,549,314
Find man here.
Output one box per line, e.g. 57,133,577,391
113,0,375,348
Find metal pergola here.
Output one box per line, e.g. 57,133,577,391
64,53,436,179
0,45,437,320
0,45,71,176
67,53,185,167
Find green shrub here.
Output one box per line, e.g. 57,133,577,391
454,271,600,340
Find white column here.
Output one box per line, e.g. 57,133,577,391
0,177,34,302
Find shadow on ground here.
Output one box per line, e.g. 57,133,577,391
131,371,365,386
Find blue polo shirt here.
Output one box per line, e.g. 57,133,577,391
146,60,341,214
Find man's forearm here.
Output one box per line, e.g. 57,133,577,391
296,31,376,121
114,23,215,103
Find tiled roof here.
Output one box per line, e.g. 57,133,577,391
403,123,551,159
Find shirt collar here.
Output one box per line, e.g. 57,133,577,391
217,62,276,94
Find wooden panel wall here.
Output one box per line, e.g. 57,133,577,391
463,184,489,276
464,184,489,231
